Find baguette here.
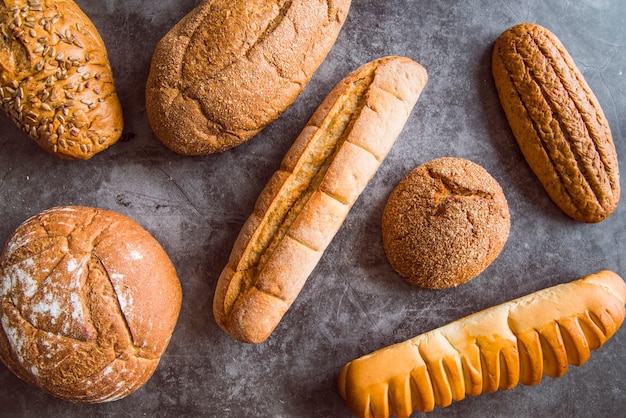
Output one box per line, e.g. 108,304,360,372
213,56,428,343
492,23,620,223
146,0,351,155
338,270,626,417
0,0,123,159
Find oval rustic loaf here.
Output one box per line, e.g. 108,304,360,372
146,0,352,155
0,0,123,160
492,23,620,223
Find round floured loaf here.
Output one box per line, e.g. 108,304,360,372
0,206,182,403
382,157,510,289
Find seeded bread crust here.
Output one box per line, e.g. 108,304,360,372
338,270,626,417
0,206,182,403
0,0,123,160
145,0,351,156
492,23,620,223
213,56,428,343
382,157,510,289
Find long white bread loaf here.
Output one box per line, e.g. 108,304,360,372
338,270,626,417
213,56,428,343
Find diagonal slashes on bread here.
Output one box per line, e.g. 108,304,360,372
338,270,626,417
213,56,428,343
146,0,352,155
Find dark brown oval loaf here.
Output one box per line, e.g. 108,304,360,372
492,23,620,223
146,0,351,155
0,206,182,402
0,0,123,160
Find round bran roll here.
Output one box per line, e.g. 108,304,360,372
382,157,510,289
0,206,182,403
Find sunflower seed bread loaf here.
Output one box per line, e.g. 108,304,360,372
492,23,620,223
213,56,428,343
0,0,123,160
338,270,626,417
0,206,182,403
145,0,351,155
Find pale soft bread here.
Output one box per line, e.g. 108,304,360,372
338,270,626,417
146,0,351,155
0,0,123,159
492,23,619,223
213,56,428,343
0,206,182,403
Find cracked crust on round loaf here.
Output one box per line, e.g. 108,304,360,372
0,206,182,403
382,157,510,289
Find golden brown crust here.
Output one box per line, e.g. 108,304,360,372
145,0,352,155
338,270,626,417
0,0,123,160
0,206,182,403
382,157,510,289
492,23,620,223
213,56,428,343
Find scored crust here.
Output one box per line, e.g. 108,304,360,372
382,157,510,289
492,23,620,223
213,56,428,343
0,206,182,403
145,0,352,155
338,270,626,416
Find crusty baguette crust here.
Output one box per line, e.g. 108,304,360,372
492,23,620,223
0,0,123,159
213,56,428,343
338,270,626,417
146,0,351,155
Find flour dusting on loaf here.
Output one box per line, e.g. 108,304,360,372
0,206,182,403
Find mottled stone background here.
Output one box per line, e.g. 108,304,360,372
1,0,625,416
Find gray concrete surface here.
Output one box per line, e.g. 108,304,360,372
1,0,625,416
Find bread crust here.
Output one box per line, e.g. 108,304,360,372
213,56,428,343
338,270,626,417
382,157,510,289
145,0,351,155
0,0,123,160
492,23,620,223
0,206,182,403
